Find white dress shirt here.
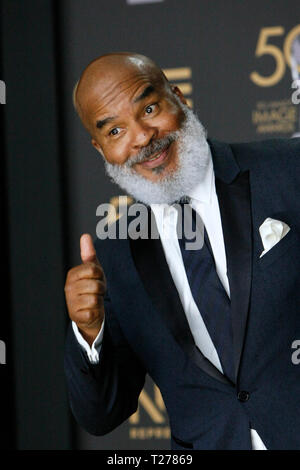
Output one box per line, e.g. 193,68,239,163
72,142,267,450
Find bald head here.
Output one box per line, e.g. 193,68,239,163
74,52,171,133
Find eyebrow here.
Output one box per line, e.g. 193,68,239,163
133,85,155,103
96,116,116,130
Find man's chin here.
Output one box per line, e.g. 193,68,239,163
105,164,181,205
133,162,175,182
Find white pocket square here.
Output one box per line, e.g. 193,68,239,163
259,217,290,258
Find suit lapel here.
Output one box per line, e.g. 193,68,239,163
209,140,253,381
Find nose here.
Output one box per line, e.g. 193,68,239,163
131,121,157,150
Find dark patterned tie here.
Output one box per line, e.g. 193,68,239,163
177,202,235,383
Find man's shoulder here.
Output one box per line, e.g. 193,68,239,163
229,137,300,156
210,136,300,154
210,137,300,171
234,138,300,174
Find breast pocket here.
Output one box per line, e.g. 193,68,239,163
258,228,300,269
257,228,300,308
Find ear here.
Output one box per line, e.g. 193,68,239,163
171,85,188,105
91,138,104,157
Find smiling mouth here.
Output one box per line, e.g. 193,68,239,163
139,144,170,169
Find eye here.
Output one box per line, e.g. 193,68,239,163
109,127,120,136
145,104,157,115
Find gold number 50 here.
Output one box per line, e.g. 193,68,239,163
250,25,300,87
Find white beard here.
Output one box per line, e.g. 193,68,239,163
103,102,210,205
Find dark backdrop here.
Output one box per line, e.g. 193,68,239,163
1,0,72,450
0,0,299,450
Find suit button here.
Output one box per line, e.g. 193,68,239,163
237,391,250,402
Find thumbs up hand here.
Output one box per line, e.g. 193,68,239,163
64,234,106,346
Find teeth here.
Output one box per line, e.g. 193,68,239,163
148,151,162,161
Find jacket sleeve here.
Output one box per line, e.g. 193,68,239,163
64,296,146,436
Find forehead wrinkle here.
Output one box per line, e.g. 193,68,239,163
90,75,157,125
99,73,153,105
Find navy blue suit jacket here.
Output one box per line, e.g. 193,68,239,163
64,138,300,450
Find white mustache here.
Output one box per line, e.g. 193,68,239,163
124,131,179,168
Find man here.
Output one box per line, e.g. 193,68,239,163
64,52,300,450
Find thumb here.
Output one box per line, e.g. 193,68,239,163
80,233,99,264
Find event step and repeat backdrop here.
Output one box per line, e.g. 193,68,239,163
59,0,300,449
